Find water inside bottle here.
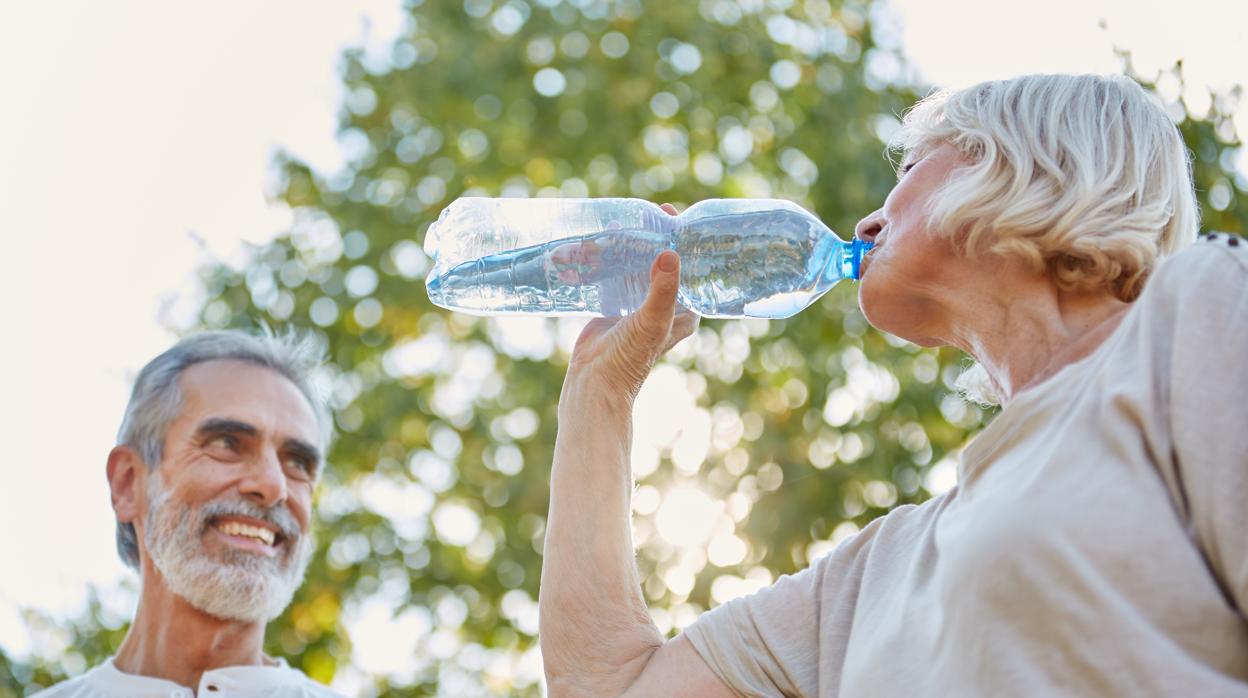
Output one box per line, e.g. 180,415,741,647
427,228,669,316
673,208,845,318
427,207,862,318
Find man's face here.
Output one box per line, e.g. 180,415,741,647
138,359,322,623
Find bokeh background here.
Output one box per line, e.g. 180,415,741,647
1,0,1244,695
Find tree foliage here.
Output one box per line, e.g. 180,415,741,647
8,1,1245,695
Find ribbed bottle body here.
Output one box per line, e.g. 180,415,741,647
425,197,870,318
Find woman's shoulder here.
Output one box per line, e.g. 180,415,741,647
1146,233,1248,299
1152,236,1248,618
1128,235,1243,359
1128,233,1248,342
1134,232,1248,423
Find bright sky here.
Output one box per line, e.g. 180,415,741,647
0,0,1244,667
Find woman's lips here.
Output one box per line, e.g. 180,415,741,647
860,241,881,272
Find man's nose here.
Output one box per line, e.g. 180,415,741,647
854,208,885,243
240,449,288,508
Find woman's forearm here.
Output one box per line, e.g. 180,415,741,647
539,377,665,696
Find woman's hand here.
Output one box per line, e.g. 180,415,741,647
545,203,730,698
563,204,700,406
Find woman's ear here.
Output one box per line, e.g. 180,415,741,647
107,445,144,525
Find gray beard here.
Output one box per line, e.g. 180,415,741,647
143,477,314,623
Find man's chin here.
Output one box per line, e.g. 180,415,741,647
173,560,297,623
153,539,304,624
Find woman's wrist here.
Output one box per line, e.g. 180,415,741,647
558,370,637,424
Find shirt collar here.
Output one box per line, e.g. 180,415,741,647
88,656,315,697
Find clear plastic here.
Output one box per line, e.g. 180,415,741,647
424,197,872,319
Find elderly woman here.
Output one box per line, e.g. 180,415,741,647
538,72,1248,697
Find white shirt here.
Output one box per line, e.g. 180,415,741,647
31,657,346,698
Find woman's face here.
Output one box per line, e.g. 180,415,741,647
855,142,978,346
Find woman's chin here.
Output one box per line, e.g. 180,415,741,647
856,274,889,327
857,281,939,346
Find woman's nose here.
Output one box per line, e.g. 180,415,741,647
854,209,885,243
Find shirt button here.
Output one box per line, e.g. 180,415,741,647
207,686,220,692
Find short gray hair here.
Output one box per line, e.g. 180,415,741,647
114,328,332,570
892,73,1198,302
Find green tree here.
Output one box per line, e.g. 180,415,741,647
7,1,1245,695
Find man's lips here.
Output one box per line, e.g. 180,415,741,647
208,516,287,556
210,526,279,557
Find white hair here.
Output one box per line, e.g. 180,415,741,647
890,73,1200,405
114,328,331,570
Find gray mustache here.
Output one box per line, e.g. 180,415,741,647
200,498,301,541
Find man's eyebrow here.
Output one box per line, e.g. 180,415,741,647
195,418,259,438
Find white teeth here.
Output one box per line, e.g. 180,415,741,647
216,520,276,546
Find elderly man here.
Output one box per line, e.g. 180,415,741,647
37,330,343,697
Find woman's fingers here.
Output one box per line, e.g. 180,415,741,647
565,223,692,399
596,252,682,396
634,251,681,344
662,308,700,354
654,204,693,353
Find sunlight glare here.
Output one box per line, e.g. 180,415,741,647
707,531,748,567
655,486,722,548
432,502,482,546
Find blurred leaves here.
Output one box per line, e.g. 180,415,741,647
7,0,1246,696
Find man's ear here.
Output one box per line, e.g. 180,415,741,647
107,445,144,525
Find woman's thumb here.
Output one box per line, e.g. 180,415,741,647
634,251,681,343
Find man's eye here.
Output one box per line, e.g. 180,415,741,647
286,455,315,475
208,435,239,450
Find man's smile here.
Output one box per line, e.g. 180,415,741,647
209,516,285,556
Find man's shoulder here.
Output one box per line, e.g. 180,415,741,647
29,659,345,698
27,659,146,698
27,667,101,697
219,660,347,697
279,668,346,697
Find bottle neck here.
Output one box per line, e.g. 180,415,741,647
818,238,873,291
847,238,872,279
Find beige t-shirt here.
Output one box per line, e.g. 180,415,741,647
684,237,1248,697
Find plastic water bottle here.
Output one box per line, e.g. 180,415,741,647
424,198,872,319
